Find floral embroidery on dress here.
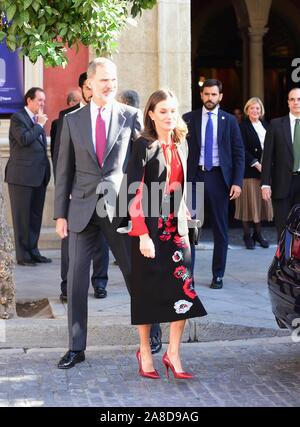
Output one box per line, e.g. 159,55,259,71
173,265,187,279
174,300,193,314
159,232,172,242
183,277,197,300
172,250,183,263
159,211,197,312
173,234,189,248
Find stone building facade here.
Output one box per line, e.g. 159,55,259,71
0,0,299,246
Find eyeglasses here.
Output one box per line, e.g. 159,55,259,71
288,98,300,103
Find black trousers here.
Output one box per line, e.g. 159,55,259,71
8,183,46,262
191,167,229,279
272,174,300,240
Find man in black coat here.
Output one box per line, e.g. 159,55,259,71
262,87,300,238
5,87,51,266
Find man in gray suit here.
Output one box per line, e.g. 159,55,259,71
54,58,144,369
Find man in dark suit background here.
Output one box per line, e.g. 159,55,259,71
183,79,244,289
52,72,110,302
5,87,51,266
262,87,300,239
50,90,82,162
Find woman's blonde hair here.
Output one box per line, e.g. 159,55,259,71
142,89,188,144
244,97,265,118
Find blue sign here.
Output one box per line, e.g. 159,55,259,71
0,40,24,114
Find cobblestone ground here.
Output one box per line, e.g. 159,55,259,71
1,337,300,407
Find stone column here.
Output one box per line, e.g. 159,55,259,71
245,0,272,101
239,28,249,104
111,0,191,114
157,0,191,113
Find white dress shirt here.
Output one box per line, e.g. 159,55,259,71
290,112,300,145
90,99,112,152
24,106,44,128
252,120,266,149
199,106,220,166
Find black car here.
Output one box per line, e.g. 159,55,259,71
268,204,300,330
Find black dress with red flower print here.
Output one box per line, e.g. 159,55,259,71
129,140,207,325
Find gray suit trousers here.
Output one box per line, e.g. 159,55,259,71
68,210,131,350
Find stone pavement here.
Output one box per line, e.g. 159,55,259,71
2,226,300,408
4,226,288,349
1,336,300,407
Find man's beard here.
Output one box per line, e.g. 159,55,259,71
204,101,218,111
82,94,92,104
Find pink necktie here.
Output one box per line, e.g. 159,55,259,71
95,107,106,167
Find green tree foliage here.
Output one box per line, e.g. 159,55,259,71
0,0,156,67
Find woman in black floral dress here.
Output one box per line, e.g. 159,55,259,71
123,89,207,379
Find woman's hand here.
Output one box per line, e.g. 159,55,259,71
139,233,155,258
255,162,262,173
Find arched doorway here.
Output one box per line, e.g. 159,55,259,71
191,0,243,115
191,0,300,119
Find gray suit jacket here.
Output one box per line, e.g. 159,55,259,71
54,101,142,232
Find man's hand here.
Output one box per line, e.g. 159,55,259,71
37,112,48,126
139,233,155,258
229,185,242,200
56,218,68,239
262,187,272,201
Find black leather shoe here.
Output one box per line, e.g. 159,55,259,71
31,255,52,263
94,288,107,299
149,325,162,354
210,277,223,289
243,234,255,250
60,293,67,303
17,260,37,266
252,232,269,248
57,350,85,369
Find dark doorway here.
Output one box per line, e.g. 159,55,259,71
191,0,243,114
264,10,298,119
191,0,299,118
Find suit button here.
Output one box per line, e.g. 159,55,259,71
255,148,258,152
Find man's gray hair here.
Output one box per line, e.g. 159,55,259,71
117,90,140,108
87,57,117,79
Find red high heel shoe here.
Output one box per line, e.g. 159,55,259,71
162,352,194,379
136,350,160,379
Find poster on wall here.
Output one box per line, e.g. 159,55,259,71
0,40,24,114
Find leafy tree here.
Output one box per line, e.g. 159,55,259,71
0,0,157,67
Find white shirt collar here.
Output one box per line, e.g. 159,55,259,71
24,106,35,120
202,105,219,115
289,113,300,123
289,112,300,122
90,99,112,115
